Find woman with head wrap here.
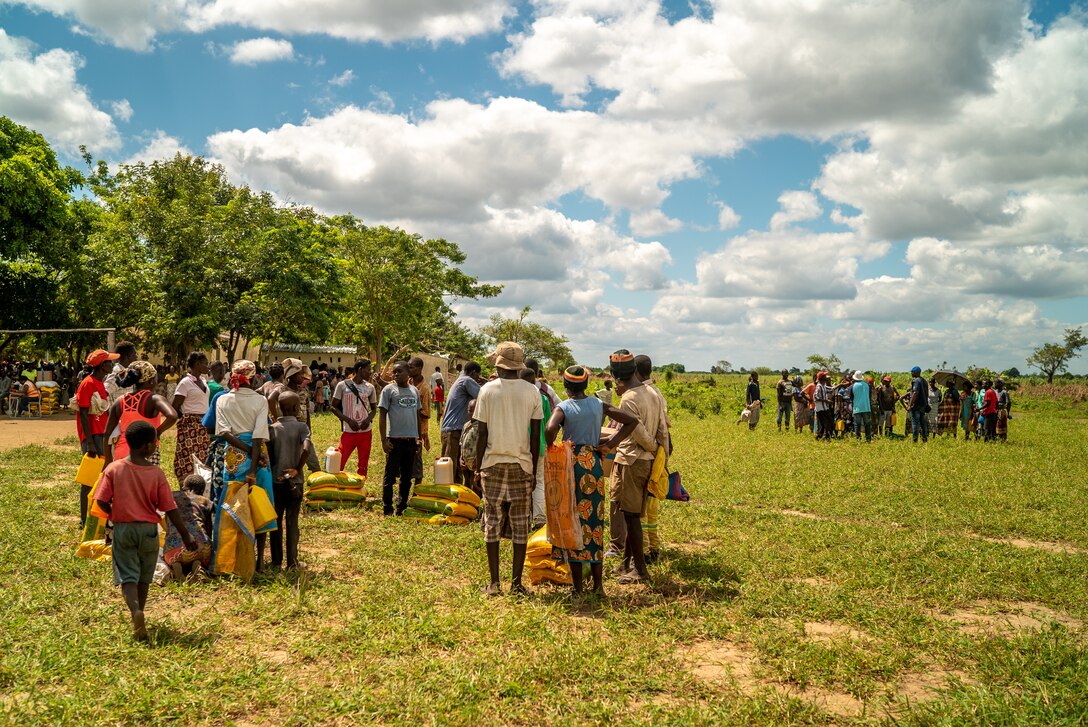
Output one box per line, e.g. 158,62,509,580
103,361,178,467
544,365,638,596
209,360,273,579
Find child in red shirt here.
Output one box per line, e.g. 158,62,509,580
96,420,196,640
434,382,445,419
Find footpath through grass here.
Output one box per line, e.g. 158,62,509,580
1,391,1087,725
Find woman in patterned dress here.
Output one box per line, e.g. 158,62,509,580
171,352,212,483
545,365,638,596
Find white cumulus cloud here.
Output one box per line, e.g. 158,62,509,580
228,37,294,65
1,0,514,48
0,29,120,151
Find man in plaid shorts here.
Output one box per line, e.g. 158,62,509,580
473,341,543,596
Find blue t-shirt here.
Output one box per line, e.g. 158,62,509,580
557,396,604,447
379,383,420,438
439,375,481,433
202,389,228,433
851,382,871,414
910,377,929,412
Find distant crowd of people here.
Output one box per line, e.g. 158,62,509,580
742,368,1012,442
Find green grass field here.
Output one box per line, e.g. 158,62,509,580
2,381,1087,725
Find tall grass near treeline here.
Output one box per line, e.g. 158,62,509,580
0,378,1085,724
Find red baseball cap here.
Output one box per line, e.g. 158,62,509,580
86,349,120,367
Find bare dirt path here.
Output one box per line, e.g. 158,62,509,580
0,414,78,452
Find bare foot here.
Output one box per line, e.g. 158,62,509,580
132,611,148,641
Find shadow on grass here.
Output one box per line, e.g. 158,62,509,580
148,623,221,648
654,550,743,602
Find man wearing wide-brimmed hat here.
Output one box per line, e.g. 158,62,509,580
473,341,543,597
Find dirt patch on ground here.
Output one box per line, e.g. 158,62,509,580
683,640,866,718
970,532,1085,555
934,600,1083,636
891,667,973,705
778,509,831,522
0,416,77,452
792,577,834,589
803,621,868,644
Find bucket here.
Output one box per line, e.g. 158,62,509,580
434,457,454,485
324,446,342,473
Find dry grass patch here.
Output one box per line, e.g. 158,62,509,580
683,639,867,719
934,600,1083,636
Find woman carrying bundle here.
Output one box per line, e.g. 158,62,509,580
210,360,272,578
103,361,178,467
171,352,212,483
544,365,637,597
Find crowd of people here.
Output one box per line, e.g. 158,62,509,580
71,339,676,638
55,338,1022,639
743,368,1013,443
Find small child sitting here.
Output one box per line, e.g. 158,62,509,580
163,474,213,580
95,420,196,640
268,390,310,570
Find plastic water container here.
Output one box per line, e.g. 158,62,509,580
324,446,342,473
434,457,454,485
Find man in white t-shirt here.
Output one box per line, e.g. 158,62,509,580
474,342,543,597
429,365,444,393
332,360,378,477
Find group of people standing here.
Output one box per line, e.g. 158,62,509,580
749,368,1012,443
75,338,675,637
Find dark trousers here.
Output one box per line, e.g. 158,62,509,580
816,410,834,440
383,438,416,514
910,409,929,442
776,403,791,428
984,413,998,441
270,480,302,568
853,411,872,441
440,430,463,484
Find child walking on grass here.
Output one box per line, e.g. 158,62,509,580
95,420,196,640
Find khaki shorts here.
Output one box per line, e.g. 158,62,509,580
610,458,652,515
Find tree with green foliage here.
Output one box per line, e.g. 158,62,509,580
331,216,501,360
806,353,842,375
479,306,572,371
89,154,342,362
710,360,732,374
1026,328,1087,383
0,117,89,352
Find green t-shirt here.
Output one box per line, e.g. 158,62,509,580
207,381,224,402
532,393,551,453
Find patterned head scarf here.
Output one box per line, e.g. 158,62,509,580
129,360,157,384
230,359,256,390
563,365,590,387
609,350,636,379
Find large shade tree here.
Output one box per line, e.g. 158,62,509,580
331,216,501,359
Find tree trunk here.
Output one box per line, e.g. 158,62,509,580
226,329,239,365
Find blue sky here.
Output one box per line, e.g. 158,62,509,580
2,0,1085,372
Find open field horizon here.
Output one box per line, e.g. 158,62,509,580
2,382,1086,725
